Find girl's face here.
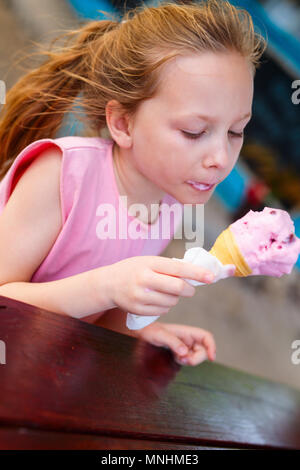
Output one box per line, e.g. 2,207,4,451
121,51,254,205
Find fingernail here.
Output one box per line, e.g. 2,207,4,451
205,274,214,283
178,346,188,355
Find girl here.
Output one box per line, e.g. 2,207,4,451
0,1,266,366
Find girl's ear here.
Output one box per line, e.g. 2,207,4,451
105,99,133,149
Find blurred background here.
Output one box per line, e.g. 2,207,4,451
0,0,299,389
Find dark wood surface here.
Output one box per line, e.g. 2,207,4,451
0,427,232,450
0,295,300,450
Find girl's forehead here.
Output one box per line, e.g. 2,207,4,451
160,51,253,82
144,52,254,121
156,52,253,101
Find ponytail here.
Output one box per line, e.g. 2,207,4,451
0,19,118,180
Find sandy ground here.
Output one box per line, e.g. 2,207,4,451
1,0,300,390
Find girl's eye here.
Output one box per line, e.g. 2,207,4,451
181,130,244,140
229,131,244,138
181,130,204,140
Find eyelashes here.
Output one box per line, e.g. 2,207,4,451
181,130,244,140
230,131,244,138
181,131,204,140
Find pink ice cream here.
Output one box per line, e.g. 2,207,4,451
230,207,300,277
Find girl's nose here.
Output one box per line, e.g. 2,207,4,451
202,145,229,170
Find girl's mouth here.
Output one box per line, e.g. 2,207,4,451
186,180,215,192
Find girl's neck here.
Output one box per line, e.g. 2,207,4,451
112,142,165,223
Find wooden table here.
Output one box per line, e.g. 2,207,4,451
0,295,300,450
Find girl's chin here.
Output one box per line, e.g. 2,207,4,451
164,183,215,205
184,183,215,202
177,192,214,206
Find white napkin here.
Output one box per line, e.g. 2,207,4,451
126,247,236,330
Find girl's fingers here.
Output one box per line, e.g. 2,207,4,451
150,327,189,357
146,273,196,297
158,331,211,366
177,325,216,360
132,304,172,315
142,288,181,307
160,324,216,362
189,335,216,362
176,345,208,366
201,333,216,361
151,257,215,284
139,323,216,366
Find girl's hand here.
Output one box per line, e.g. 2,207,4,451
135,322,216,366
102,256,214,317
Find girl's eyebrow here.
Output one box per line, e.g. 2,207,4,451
180,112,252,122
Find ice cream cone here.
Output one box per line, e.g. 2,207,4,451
209,227,252,277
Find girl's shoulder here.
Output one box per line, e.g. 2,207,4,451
0,136,114,215
0,136,113,196
53,135,113,152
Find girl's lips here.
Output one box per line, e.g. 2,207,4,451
186,180,216,191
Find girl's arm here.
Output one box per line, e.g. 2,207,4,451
0,268,114,319
0,147,115,318
0,146,213,321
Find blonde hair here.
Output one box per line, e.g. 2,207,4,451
0,0,266,179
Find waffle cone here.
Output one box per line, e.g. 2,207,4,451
209,227,252,277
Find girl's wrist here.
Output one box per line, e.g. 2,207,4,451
89,265,117,313
127,328,141,338
132,321,158,338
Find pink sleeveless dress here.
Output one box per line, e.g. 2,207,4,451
0,136,183,283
